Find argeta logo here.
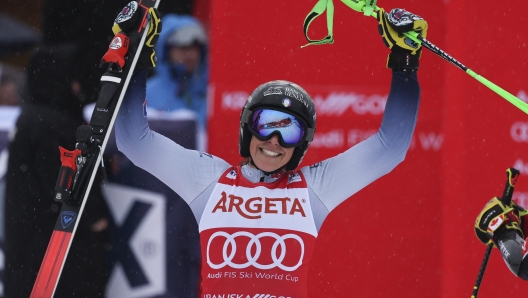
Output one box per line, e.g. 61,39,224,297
212,192,306,219
60,211,77,228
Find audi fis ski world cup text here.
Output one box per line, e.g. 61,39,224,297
207,270,299,282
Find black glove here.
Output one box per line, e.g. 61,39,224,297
377,8,428,71
101,1,162,70
474,197,524,246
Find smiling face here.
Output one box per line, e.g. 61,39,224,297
249,135,295,172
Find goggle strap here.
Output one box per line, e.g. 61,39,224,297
241,109,252,124
305,127,315,142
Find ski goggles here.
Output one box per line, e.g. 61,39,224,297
247,108,308,148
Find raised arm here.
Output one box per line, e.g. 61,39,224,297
302,8,426,213
303,70,419,212
115,70,230,204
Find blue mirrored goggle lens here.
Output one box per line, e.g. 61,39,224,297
250,109,306,145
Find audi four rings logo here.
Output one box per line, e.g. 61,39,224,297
511,122,528,143
207,231,304,272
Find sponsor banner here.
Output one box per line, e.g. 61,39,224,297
103,183,166,298
207,230,305,272
220,89,388,117
208,1,528,297
199,227,315,298
201,168,316,236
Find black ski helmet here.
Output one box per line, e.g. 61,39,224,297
239,80,316,171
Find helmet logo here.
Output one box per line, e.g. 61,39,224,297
282,98,292,107
285,87,309,108
263,87,282,96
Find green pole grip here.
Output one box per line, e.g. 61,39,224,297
341,0,367,12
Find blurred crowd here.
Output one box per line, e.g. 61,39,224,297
0,0,208,297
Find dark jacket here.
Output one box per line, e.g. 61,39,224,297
4,44,109,297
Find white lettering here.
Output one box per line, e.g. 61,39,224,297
498,240,510,258
263,86,282,96
513,159,528,175
222,91,249,110
208,272,223,278
220,90,387,116
313,92,387,115
428,42,467,69
511,122,528,143
311,130,344,148
284,87,308,108
514,192,528,209
419,132,444,151
517,90,528,103
254,272,284,280
286,274,299,282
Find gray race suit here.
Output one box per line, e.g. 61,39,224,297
116,70,420,232
115,70,420,297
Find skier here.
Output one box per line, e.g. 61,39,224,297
475,197,528,279
115,5,427,297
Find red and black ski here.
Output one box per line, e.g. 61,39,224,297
30,1,160,296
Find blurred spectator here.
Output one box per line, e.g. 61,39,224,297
3,43,109,297
146,14,209,149
0,64,27,106
141,14,208,296
0,78,20,106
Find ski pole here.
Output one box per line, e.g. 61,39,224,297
471,167,520,298
471,244,493,298
302,0,528,115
